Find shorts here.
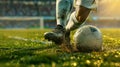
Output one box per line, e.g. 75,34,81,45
74,0,96,9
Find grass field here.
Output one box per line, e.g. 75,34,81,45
0,28,120,67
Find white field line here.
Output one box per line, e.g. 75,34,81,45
8,36,52,45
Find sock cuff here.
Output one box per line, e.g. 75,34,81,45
71,11,79,24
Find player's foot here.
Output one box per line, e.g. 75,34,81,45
44,25,65,45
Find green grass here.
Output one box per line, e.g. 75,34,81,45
0,29,120,67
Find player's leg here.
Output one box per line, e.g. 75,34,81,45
60,0,95,52
44,0,73,45
66,0,95,31
56,0,73,26
64,0,96,52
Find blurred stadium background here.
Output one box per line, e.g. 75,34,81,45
0,0,120,29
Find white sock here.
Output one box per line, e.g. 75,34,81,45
56,0,73,26
66,11,85,31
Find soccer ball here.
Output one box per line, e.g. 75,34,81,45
73,25,103,52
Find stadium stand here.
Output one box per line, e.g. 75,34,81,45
0,0,56,29
0,0,56,16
